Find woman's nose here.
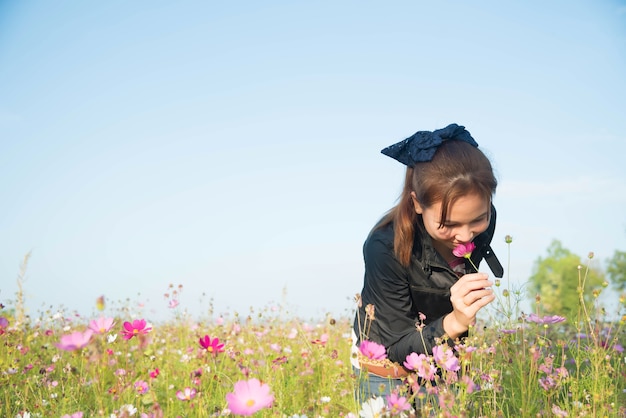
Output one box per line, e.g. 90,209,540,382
456,226,474,243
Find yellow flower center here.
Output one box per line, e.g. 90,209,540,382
246,399,255,407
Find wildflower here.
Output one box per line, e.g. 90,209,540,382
88,317,115,334
61,412,83,418
452,242,475,258
359,340,387,360
168,299,179,309
199,335,225,355
121,319,152,340
320,396,331,403
119,404,137,416
386,392,411,415
226,378,274,416
551,404,568,416
359,396,385,418
432,345,460,372
96,295,105,311
149,368,160,378
107,333,118,343
504,235,513,244
134,380,149,394
56,329,93,351
176,387,197,401
452,242,479,271
403,352,437,380
526,313,566,324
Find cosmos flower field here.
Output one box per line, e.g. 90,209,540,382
2,266,626,417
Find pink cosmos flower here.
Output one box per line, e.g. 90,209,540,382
432,345,460,372
61,413,83,418
404,352,437,380
226,378,274,416
168,299,179,309
199,335,225,355
176,387,197,401
149,368,160,379
386,392,411,415
359,340,387,360
88,317,115,334
134,380,149,394
121,319,152,340
526,313,566,324
56,329,94,351
452,242,476,259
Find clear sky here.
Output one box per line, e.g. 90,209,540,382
1,1,625,322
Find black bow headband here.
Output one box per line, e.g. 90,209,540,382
381,123,478,167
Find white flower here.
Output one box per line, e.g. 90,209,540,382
107,333,117,343
320,396,331,403
120,404,137,415
16,413,31,418
359,396,385,418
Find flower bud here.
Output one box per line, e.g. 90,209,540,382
504,235,513,244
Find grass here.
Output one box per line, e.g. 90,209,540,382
1,253,625,417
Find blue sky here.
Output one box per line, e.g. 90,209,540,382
1,1,625,322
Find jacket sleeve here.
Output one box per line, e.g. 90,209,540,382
358,235,451,364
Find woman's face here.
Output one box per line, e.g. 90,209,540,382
412,193,491,255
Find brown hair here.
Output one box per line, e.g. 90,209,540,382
376,140,497,266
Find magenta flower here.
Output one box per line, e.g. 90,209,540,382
526,313,566,324
386,392,411,414
226,378,274,416
176,387,197,401
432,345,460,372
0,317,8,328
88,317,115,334
452,242,476,258
120,319,152,340
359,340,387,360
199,335,225,355
56,330,94,351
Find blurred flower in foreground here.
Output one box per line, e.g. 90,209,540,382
359,396,385,418
359,340,387,360
176,387,197,401
61,412,83,418
199,335,225,355
88,317,115,334
526,314,566,325
226,378,274,416
56,330,93,351
386,392,411,415
121,319,152,340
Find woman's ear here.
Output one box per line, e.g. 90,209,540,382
410,192,423,214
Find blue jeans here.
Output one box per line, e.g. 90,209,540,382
353,366,405,402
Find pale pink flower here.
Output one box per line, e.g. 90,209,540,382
88,317,115,334
121,319,152,340
176,387,197,401
134,380,149,394
432,345,460,372
226,378,274,416
56,330,93,351
404,352,437,380
386,392,411,414
168,299,179,309
61,413,83,418
359,340,387,360
526,313,566,324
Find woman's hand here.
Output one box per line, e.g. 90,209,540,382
443,272,495,339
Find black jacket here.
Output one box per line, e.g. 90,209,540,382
353,206,501,364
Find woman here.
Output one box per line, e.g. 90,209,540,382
352,123,503,401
